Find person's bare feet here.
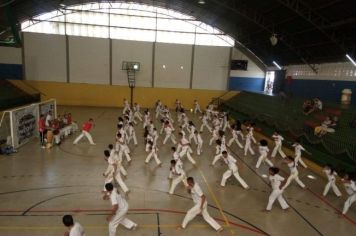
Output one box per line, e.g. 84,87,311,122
261,209,270,213
217,227,224,233
176,226,183,230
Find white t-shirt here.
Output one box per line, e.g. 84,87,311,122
110,188,128,212
224,155,237,171
323,169,337,182
45,114,52,126
344,180,356,196
293,144,305,156
69,222,85,236
191,183,204,204
269,174,285,190
288,162,298,174
272,134,284,144
259,146,269,154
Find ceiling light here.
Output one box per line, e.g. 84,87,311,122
272,61,282,70
162,65,166,69
346,54,356,66
180,66,184,69
198,0,206,5
270,34,278,46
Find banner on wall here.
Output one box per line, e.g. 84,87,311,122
10,104,39,148
39,99,57,118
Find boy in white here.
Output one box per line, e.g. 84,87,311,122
227,125,243,149
62,215,85,236
265,167,289,211
108,144,127,177
256,139,273,169
244,129,255,156
246,124,257,143
169,159,188,194
163,121,177,145
212,151,249,189
341,173,356,215
292,141,308,168
127,122,137,145
271,132,287,158
194,130,203,155
281,156,306,190
178,177,223,232
322,164,341,197
104,183,137,236
122,99,130,115
145,141,162,166
193,100,202,114
200,113,212,133
103,150,129,194
178,132,196,165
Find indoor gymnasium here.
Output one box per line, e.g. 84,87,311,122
0,1,355,236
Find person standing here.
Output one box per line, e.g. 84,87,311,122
281,156,306,190
38,114,46,149
264,167,289,212
73,118,95,145
178,177,223,232
62,215,85,236
322,164,342,197
341,173,356,216
104,183,137,236
256,139,273,169
178,132,196,165
169,160,188,194
292,141,308,168
271,131,286,159
193,100,202,114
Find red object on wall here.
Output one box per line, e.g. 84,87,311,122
286,75,293,85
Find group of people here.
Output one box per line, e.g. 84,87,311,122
62,98,355,235
303,97,323,115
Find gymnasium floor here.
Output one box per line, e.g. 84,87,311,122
0,106,355,236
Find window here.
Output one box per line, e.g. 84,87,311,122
21,2,234,47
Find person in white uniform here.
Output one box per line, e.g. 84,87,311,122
194,130,203,155
103,150,129,194
322,164,342,197
271,131,287,159
163,120,177,145
116,132,132,163
200,113,212,133
133,103,142,122
244,128,255,156
188,122,198,145
178,132,196,165
108,144,127,177
127,122,137,146
169,159,188,194
341,173,356,215
281,156,306,190
265,167,289,211
212,151,249,189
122,99,130,115
193,100,202,114
104,183,137,236
145,141,162,167
227,125,243,149
178,177,223,232
62,215,85,236
256,139,273,169
292,141,308,168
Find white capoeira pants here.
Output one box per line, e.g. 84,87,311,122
196,142,203,155
200,123,212,133
271,143,286,158
342,194,356,215
145,151,161,165
109,207,136,236
323,180,341,197
227,137,243,148
295,154,307,168
221,169,249,189
169,174,187,194
282,172,305,190
180,147,196,165
256,153,273,169
188,133,197,145
119,146,131,162
73,131,94,144
104,173,129,193
127,134,138,145
181,201,221,231
244,140,255,156
163,133,177,145
266,189,289,211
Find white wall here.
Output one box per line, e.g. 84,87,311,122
154,43,192,89
192,46,230,90
24,32,66,82
230,48,265,78
112,40,153,87
69,36,110,84
0,46,21,64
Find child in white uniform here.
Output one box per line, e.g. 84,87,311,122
116,132,132,163
271,132,287,159
122,99,130,115
163,121,177,145
200,113,212,133
227,125,243,149
256,139,273,169
178,132,196,165
103,150,129,194
104,183,137,236
108,144,127,177
292,141,308,168
281,156,306,190
188,122,197,145
341,173,356,215
127,122,137,146
212,151,249,189
194,130,203,155
193,100,202,114
133,103,142,122
244,128,255,156
265,167,289,211
62,215,85,236
322,164,342,197
145,141,162,166
169,159,188,194
179,177,223,232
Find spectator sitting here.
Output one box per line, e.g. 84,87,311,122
303,100,315,115
314,116,335,137
313,98,323,111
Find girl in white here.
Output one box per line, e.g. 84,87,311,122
127,122,137,146
133,103,142,122
200,113,212,133
212,151,249,189
227,125,243,149
103,150,129,194
341,173,356,215
179,177,223,232
104,183,137,236
271,131,287,159
62,215,85,236
244,128,255,156
256,139,273,169
178,132,196,165
163,120,177,145
122,99,130,115
188,121,197,145
193,100,202,114
281,156,306,190
168,147,184,180
116,132,131,163
169,159,188,194
322,164,342,197
265,167,289,211
145,141,162,166
292,141,308,168
194,130,203,155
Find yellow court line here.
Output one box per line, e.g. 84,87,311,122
0,224,209,231
197,167,235,235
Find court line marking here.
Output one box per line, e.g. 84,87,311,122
197,167,235,235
